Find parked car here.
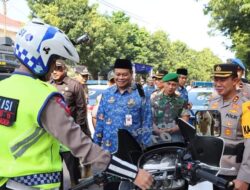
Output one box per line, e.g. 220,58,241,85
87,81,108,136
188,82,214,114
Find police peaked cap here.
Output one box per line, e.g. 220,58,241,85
114,59,133,70
213,64,238,78
162,73,179,82
152,70,168,79
176,68,188,76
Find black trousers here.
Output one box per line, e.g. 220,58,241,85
61,151,81,187
213,175,250,190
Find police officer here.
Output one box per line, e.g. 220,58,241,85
50,59,90,187
209,64,250,190
151,70,168,100
0,20,152,190
74,65,90,101
228,58,250,99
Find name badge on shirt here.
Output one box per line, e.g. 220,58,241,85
125,114,132,126
0,96,19,127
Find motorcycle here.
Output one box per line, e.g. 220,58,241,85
70,110,234,190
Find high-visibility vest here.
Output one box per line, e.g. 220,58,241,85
0,74,62,189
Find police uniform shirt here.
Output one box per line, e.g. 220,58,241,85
209,92,250,182
93,84,152,153
50,76,87,128
240,82,250,100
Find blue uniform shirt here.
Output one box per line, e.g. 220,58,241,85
143,85,156,99
177,86,189,102
93,84,152,153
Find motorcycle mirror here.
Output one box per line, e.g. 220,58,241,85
195,110,221,137
71,33,91,45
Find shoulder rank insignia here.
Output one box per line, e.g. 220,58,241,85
108,97,115,104
232,96,239,102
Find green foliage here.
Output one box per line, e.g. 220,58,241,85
27,0,220,80
203,0,250,69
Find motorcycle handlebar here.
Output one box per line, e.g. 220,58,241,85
195,169,234,190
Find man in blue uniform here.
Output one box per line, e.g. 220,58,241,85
94,59,152,153
176,68,189,103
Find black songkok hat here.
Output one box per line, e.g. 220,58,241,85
114,59,133,70
213,64,238,78
177,68,188,76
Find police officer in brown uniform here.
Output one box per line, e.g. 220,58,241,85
50,59,91,187
151,70,168,100
209,64,250,190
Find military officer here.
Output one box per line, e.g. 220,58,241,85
151,73,185,144
209,64,250,190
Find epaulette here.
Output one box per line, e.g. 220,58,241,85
232,95,239,103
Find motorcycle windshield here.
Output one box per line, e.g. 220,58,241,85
114,129,143,165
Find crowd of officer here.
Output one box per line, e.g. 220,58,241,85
0,19,250,190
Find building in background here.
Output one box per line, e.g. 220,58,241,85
0,13,23,40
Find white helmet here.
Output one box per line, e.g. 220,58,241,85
14,20,79,76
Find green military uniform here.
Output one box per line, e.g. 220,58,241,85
151,73,185,144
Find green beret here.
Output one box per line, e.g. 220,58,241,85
162,73,179,82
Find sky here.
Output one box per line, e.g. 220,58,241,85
1,0,235,61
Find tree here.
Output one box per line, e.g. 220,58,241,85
203,0,250,68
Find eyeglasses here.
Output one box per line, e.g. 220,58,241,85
53,66,64,72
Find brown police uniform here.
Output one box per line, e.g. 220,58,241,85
50,76,90,136
209,64,250,186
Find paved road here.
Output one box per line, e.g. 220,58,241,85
190,182,213,190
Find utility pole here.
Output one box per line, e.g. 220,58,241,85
2,0,9,37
